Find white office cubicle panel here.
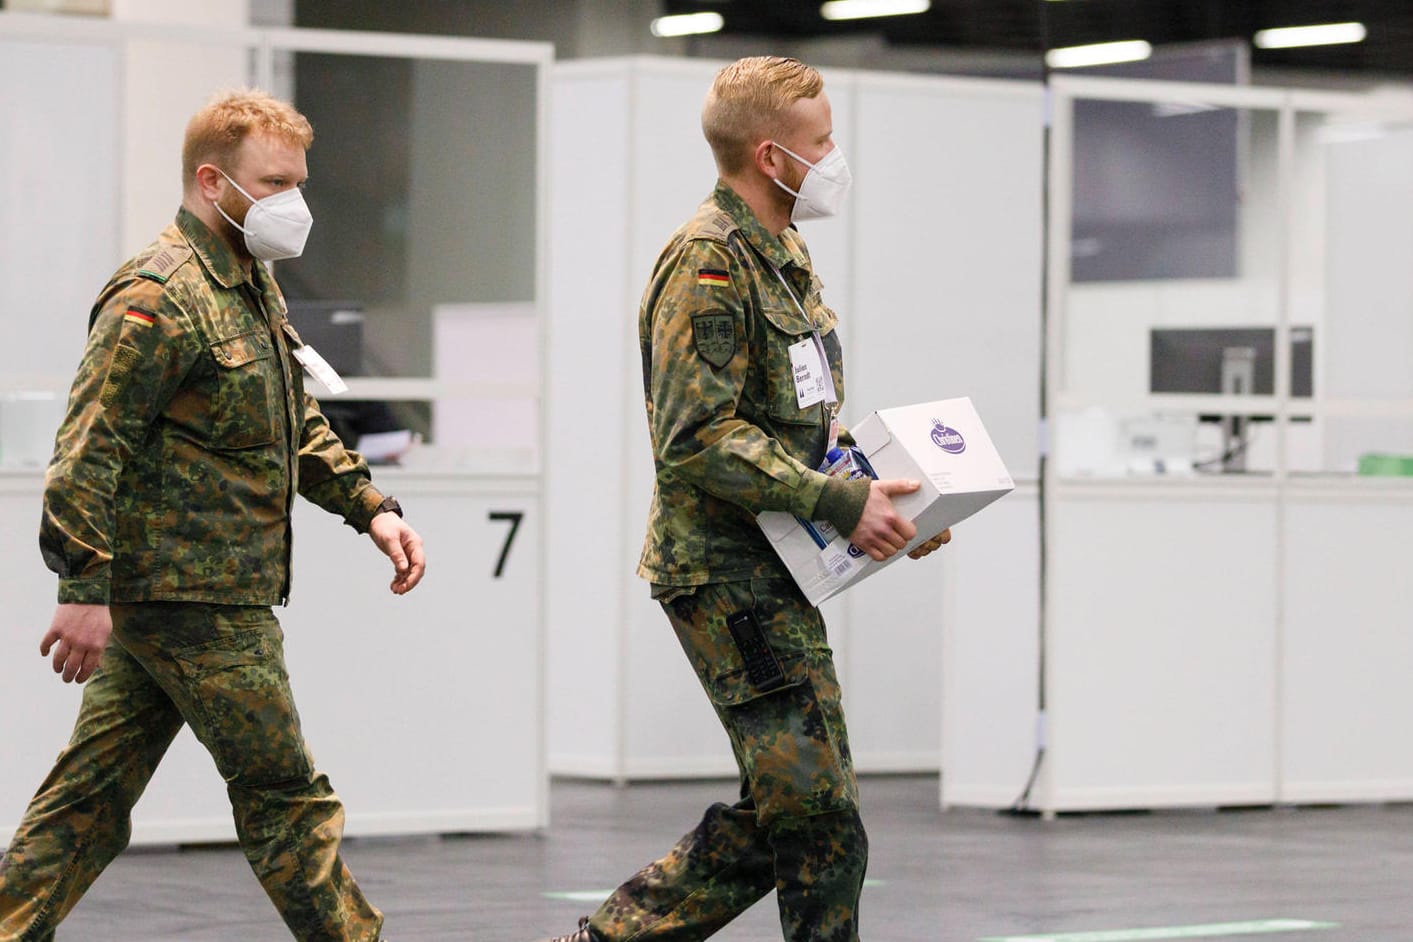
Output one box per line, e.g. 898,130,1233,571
622,59,749,777
940,483,1040,808
546,66,638,775
843,73,1043,774
1,473,546,847
548,58,1044,780
846,72,1044,475
1045,482,1280,810
1,15,554,840
1032,77,1413,813
548,59,732,779
1281,487,1413,803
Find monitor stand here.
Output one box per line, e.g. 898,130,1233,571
1220,346,1256,472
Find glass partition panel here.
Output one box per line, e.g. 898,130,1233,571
277,53,538,381
1057,93,1284,477
1302,117,1413,475
268,47,540,449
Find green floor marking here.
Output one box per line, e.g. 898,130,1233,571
980,919,1339,942
544,880,885,902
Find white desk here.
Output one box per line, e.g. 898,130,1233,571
940,473,1413,813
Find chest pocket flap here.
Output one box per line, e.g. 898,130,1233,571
207,330,278,449
212,331,273,368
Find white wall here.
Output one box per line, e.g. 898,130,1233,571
0,37,120,391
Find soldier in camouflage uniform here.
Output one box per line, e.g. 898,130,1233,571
0,90,425,942
539,57,948,942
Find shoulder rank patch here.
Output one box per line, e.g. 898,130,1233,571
698,268,730,288
122,308,156,329
136,244,193,284
691,312,736,369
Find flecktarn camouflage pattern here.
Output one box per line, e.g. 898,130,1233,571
0,604,384,941
589,578,866,942
637,183,848,588
40,208,385,607
578,181,868,942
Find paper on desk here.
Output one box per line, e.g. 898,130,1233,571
355,429,416,463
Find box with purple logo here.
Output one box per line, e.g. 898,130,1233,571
757,396,1015,606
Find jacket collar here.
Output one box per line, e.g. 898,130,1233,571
712,181,800,274
176,207,251,290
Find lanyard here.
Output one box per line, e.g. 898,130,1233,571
766,260,840,451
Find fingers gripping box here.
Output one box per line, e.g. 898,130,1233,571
757,397,1015,607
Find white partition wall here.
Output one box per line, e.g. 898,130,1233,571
546,58,735,779
1,472,544,847
845,73,1043,775
939,482,1040,807
547,57,1044,780
1281,482,1413,802
0,31,119,393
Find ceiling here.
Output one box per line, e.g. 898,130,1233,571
662,0,1413,79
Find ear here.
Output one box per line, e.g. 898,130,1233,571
194,164,225,203
752,139,782,179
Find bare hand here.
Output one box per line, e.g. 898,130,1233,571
848,479,920,562
908,528,952,560
40,603,112,684
369,512,426,594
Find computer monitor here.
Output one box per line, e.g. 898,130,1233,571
1149,327,1313,398
1150,326,1312,472
285,300,365,377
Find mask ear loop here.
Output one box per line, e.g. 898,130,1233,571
769,141,810,202
210,168,258,236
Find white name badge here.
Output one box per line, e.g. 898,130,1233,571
789,337,828,409
291,344,348,395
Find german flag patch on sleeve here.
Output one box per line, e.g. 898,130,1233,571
122,308,156,328
697,268,730,288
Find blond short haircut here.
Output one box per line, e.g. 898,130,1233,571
702,56,824,175
182,89,314,190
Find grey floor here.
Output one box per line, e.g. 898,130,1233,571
50,775,1413,941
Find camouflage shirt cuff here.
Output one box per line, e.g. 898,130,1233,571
813,476,872,538
57,577,111,605
344,486,387,535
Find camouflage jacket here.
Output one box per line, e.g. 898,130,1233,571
637,182,868,587
40,209,386,606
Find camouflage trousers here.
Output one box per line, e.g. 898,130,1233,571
590,576,867,942
0,602,382,942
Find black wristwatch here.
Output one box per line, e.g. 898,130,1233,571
373,495,403,519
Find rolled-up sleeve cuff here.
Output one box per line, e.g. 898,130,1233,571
813,476,871,538
57,578,111,605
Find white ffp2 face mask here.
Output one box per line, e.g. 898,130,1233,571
213,169,314,261
770,142,852,222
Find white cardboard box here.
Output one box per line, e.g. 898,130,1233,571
758,397,1015,606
